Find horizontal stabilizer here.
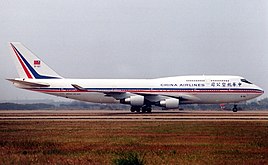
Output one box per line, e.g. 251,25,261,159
7,79,50,87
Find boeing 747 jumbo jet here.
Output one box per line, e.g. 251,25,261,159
7,42,264,112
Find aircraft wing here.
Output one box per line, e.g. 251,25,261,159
71,84,200,103
71,84,134,99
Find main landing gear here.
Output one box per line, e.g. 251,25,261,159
130,105,152,113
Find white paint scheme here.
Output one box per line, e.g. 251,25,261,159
7,42,264,112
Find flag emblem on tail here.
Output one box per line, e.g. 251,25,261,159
34,60,41,67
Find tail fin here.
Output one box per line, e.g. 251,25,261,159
9,42,62,79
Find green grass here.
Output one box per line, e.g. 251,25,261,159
113,152,146,165
0,121,267,164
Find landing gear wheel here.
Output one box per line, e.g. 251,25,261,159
130,107,136,112
130,106,141,113
147,107,152,113
142,107,147,113
141,106,152,113
232,105,238,112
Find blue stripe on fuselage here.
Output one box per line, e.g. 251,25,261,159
30,87,263,93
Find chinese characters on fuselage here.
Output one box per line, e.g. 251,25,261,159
160,82,242,88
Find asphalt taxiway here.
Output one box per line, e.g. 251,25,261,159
0,110,267,121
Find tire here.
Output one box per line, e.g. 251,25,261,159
232,108,238,112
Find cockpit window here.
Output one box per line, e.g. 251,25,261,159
241,79,253,84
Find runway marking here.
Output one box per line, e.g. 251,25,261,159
0,110,267,121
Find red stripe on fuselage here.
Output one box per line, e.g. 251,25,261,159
11,44,33,79
29,89,263,94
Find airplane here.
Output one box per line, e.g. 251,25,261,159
7,42,264,112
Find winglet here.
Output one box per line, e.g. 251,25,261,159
71,84,88,91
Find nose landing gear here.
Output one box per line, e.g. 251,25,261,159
232,104,238,112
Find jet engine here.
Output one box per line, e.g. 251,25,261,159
160,98,179,109
122,95,144,106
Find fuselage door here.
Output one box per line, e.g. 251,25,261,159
205,77,211,87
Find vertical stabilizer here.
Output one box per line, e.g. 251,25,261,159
9,42,62,79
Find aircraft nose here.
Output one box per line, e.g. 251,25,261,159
256,85,264,95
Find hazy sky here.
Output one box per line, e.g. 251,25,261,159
0,0,268,101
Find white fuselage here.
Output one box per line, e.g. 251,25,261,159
15,75,263,105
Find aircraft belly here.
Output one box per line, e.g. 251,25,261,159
136,91,251,104
192,93,252,104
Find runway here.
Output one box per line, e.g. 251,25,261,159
0,110,268,121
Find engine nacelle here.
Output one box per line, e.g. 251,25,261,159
123,95,144,106
160,98,179,109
